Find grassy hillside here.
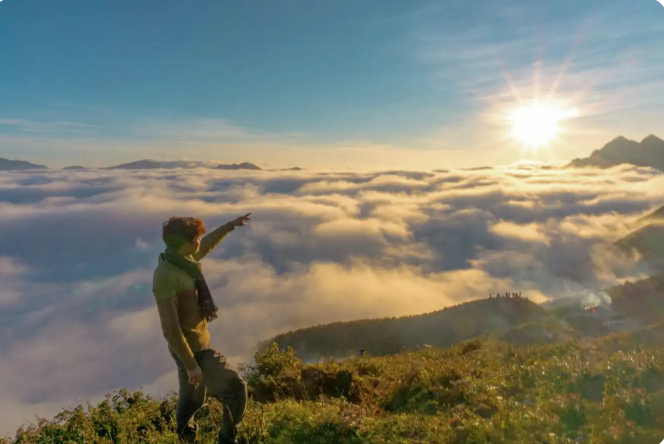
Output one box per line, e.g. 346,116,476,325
487,320,577,346
261,297,551,361
8,335,664,444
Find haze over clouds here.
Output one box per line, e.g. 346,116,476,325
0,164,662,436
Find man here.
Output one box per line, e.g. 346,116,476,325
153,213,251,444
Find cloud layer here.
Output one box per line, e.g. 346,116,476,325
0,164,662,437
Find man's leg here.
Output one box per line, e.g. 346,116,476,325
198,349,248,444
172,353,207,443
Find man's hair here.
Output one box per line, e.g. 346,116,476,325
162,217,207,250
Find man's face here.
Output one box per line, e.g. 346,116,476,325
179,236,201,256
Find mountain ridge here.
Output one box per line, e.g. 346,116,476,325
216,162,261,170
568,134,664,171
260,296,552,360
1,158,303,171
2,134,662,171
0,157,48,171
107,159,226,170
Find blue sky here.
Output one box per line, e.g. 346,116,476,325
0,0,663,169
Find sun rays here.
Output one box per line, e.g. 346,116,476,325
508,102,580,150
470,34,610,165
493,58,586,162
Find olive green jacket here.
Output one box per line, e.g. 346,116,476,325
152,222,234,371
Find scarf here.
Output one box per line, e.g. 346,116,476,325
162,248,218,322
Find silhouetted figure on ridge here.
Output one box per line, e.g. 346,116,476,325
153,213,251,444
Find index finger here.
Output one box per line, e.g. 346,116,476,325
244,213,251,217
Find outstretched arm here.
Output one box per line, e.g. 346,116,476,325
192,213,251,261
193,222,235,261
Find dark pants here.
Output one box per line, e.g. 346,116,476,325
171,349,247,444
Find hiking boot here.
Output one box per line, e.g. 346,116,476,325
217,436,237,444
219,437,249,444
217,426,240,444
177,422,198,443
178,430,197,444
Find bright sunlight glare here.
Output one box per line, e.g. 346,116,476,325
509,104,580,149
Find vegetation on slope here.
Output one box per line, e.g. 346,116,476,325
8,333,664,444
486,321,577,346
262,297,550,360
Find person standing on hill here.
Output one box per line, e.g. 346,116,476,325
153,213,251,444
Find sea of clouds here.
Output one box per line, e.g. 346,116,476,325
0,163,662,436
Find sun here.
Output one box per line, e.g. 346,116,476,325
508,103,579,149
477,57,592,162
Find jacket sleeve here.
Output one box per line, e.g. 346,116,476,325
153,274,199,371
192,221,235,261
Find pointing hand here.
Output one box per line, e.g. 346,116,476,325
231,213,251,227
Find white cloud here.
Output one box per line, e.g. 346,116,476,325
0,164,662,437
135,238,149,249
0,257,27,307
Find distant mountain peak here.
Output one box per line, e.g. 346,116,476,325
568,134,664,172
642,134,663,144
107,159,160,169
0,157,288,171
216,162,262,170
0,157,48,170
107,159,221,169
601,136,639,150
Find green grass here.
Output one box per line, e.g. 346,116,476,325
7,335,664,444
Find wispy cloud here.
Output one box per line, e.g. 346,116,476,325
0,118,97,134
135,118,307,144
